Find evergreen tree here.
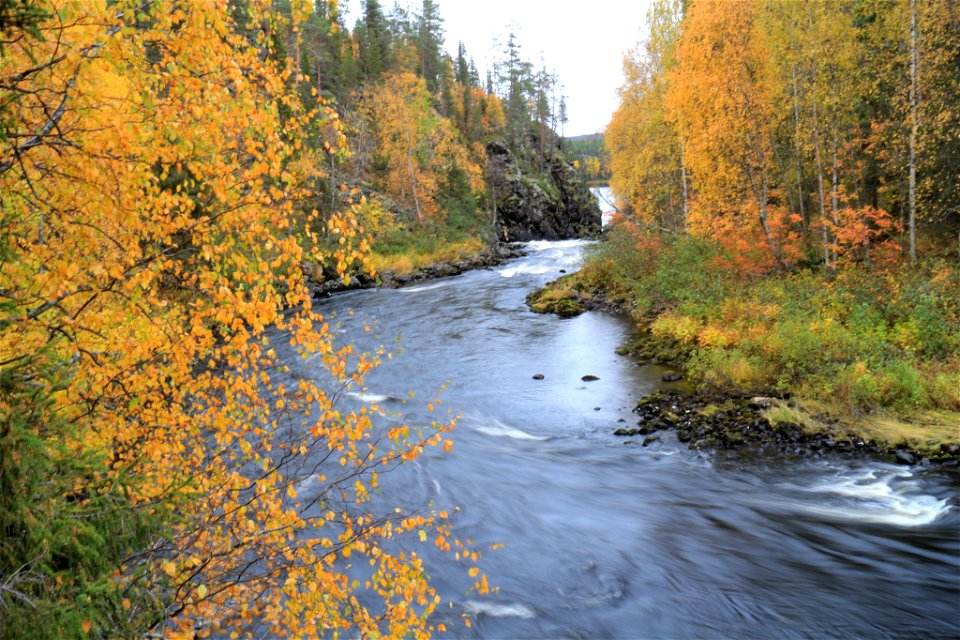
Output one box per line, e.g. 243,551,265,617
498,32,534,162
357,0,390,81
416,0,444,93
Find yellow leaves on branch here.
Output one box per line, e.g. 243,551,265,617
0,1,464,637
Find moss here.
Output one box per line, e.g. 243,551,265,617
763,401,829,436
526,284,586,317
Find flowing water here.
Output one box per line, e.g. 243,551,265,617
277,195,959,638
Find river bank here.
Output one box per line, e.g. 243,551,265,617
304,241,525,296
526,227,960,466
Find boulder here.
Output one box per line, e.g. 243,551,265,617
485,141,601,242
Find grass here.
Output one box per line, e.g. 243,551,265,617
859,411,960,454
763,398,960,456
370,235,488,276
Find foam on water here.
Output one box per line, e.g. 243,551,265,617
401,282,452,293
464,600,536,619
498,264,554,278
525,239,589,252
347,391,395,403
498,240,586,278
475,418,548,441
789,464,950,527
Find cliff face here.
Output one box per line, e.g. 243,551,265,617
485,141,601,242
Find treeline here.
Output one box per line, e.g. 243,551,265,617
564,134,611,184
276,0,571,254
1,1,507,637
607,0,959,270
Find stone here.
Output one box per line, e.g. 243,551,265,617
614,427,639,437
485,140,601,242
532,373,545,380
661,373,683,382
895,449,917,465
581,375,600,382
749,396,776,409
642,436,661,447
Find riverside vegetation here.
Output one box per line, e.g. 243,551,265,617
530,0,960,460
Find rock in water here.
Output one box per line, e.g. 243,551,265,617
532,373,545,380
661,373,683,382
485,140,601,242
581,375,600,381
895,449,917,465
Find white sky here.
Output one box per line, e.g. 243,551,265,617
341,0,653,137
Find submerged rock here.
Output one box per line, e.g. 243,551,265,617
532,373,545,380
895,449,917,465
581,375,600,381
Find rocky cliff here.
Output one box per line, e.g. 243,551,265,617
485,141,601,242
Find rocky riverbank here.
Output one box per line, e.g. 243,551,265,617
526,277,959,466
305,242,525,297
617,390,960,466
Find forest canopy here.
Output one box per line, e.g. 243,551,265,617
607,0,959,269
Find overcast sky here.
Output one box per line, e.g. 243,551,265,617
341,0,653,137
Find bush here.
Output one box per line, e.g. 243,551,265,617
0,356,166,639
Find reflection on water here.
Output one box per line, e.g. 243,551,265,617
277,232,958,639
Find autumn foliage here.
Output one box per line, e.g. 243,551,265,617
0,1,484,637
589,0,960,428
608,0,959,270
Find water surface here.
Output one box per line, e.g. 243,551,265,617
281,231,958,639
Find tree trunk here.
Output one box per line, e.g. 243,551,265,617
808,9,831,270
681,159,689,230
791,70,807,230
745,133,780,265
831,127,841,267
404,126,422,222
812,90,830,269
908,0,918,262
773,137,798,220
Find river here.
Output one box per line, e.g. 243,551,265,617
278,195,959,638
